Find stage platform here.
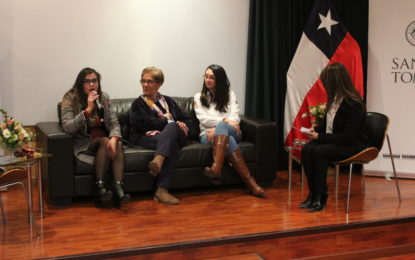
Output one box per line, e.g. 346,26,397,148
1,170,415,259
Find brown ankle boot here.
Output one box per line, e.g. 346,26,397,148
204,135,229,179
154,187,179,205
226,149,265,197
148,154,166,177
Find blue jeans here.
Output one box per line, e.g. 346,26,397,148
200,122,242,153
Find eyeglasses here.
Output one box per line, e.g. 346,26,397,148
140,79,157,85
203,74,216,80
83,78,98,84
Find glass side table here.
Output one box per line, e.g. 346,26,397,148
286,139,308,190
0,152,51,215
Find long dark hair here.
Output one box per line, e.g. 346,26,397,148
71,67,102,108
200,64,230,113
319,63,365,112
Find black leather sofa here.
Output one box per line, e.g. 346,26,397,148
36,97,278,205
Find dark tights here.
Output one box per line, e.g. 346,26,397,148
90,137,124,182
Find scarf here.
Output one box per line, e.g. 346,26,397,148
141,93,170,118
141,93,171,136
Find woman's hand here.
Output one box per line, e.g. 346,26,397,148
107,136,118,159
207,127,215,142
309,126,318,139
176,121,188,136
224,118,241,134
85,91,99,114
304,127,318,140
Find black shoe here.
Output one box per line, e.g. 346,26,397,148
308,193,328,212
210,178,221,186
95,180,113,207
114,181,131,205
299,193,314,208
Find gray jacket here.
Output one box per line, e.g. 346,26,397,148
61,90,121,165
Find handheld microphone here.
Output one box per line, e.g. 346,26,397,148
92,91,103,110
95,99,103,111
93,92,104,122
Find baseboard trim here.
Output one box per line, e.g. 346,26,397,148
364,170,415,179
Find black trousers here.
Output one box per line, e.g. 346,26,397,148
138,123,187,189
301,140,366,195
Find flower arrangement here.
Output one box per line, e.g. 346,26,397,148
301,103,327,125
0,109,33,153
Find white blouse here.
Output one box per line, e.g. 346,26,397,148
325,98,343,134
194,90,240,136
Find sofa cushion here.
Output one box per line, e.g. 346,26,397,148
123,147,156,172
75,141,256,174
169,96,200,141
111,98,135,140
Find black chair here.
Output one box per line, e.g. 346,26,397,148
334,112,402,213
0,167,40,236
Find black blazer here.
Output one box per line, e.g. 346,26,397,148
314,98,368,146
129,95,192,145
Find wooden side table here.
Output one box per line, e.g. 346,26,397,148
0,153,51,215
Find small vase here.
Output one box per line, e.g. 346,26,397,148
4,147,22,162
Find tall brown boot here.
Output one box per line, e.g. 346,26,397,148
204,135,229,180
227,149,265,197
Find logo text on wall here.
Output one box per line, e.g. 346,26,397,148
391,58,415,83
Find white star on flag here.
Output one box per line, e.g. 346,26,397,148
318,10,338,35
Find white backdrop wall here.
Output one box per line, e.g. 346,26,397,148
0,0,13,111
367,0,415,176
0,0,249,125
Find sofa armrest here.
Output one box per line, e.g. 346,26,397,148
240,115,278,183
36,122,74,204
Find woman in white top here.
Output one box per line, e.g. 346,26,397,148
194,64,264,197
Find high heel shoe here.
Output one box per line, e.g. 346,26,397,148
114,181,131,204
308,193,328,212
299,193,314,208
95,180,113,207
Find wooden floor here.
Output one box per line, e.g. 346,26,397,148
1,170,415,259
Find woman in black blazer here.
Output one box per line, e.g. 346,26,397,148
300,63,368,212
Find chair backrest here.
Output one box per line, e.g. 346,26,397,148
365,112,389,150
0,168,26,186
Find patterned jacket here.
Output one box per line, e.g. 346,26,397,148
61,90,121,165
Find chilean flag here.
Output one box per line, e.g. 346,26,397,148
283,0,364,158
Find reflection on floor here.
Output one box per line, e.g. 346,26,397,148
1,170,414,259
